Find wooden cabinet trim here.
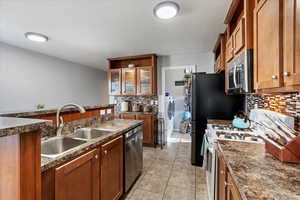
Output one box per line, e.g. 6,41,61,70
233,18,245,54
108,69,122,95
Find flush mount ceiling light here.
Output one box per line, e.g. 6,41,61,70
25,32,49,43
154,1,180,19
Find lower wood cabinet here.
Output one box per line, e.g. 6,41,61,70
119,113,156,146
55,149,100,200
136,114,153,145
217,150,242,200
217,153,227,200
226,173,242,200
100,135,124,200
42,135,124,200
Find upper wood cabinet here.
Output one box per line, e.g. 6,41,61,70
283,0,300,86
233,18,245,55
213,33,227,72
108,69,122,95
224,0,255,63
100,135,124,200
137,66,155,95
226,36,234,63
107,54,157,96
55,149,100,200
253,0,283,89
122,68,136,95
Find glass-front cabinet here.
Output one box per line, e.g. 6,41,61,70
137,67,153,95
108,69,122,95
122,68,136,95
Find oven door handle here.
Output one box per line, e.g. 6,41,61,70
233,64,238,88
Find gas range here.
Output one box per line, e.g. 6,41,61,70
207,124,264,143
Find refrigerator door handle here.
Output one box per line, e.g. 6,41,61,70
233,64,238,88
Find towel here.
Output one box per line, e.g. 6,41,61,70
200,131,208,156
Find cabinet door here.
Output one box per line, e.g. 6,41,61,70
226,36,234,63
122,68,136,95
226,173,242,200
218,154,227,200
284,0,300,86
136,114,153,145
254,0,283,89
55,149,100,200
108,69,122,95
233,19,245,55
101,136,124,200
121,113,136,120
137,67,154,95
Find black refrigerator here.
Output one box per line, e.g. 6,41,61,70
191,72,245,166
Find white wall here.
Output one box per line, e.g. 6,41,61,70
157,51,214,95
0,42,108,112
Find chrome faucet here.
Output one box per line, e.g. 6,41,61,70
56,103,86,136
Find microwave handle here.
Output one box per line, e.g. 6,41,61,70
233,64,238,87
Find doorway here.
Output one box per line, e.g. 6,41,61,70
160,65,196,139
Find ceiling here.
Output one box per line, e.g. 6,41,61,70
0,0,231,70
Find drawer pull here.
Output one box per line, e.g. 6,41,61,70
272,75,277,80
283,72,290,77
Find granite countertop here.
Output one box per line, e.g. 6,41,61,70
0,104,115,118
218,141,300,200
41,119,143,172
0,117,50,137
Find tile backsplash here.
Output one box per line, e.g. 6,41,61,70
246,93,300,130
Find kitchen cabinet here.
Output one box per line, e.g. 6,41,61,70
122,68,136,95
100,136,124,200
226,36,234,62
121,113,136,120
233,18,245,55
253,0,283,89
55,149,100,200
213,33,227,72
107,54,157,96
119,113,156,146
137,66,156,95
218,153,227,200
283,0,300,86
226,173,242,200
108,69,122,95
136,114,153,145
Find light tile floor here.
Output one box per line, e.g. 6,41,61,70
123,131,208,200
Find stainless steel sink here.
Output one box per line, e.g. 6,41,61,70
93,127,120,132
41,136,86,158
70,128,112,140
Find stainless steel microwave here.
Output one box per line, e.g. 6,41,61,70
226,49,253,94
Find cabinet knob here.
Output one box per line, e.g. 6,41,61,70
220,170,225,175
224,181,232,187
283,72,290,77
95,155,98,159
272,75,277,80
104,150,108,155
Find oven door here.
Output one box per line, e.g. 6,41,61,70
204,138,216,200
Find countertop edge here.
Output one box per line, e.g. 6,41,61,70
0,104,115,118
0,117,51,137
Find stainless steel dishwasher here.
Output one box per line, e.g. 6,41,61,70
125,125,143,192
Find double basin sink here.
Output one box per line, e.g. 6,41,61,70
41,127,119,158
